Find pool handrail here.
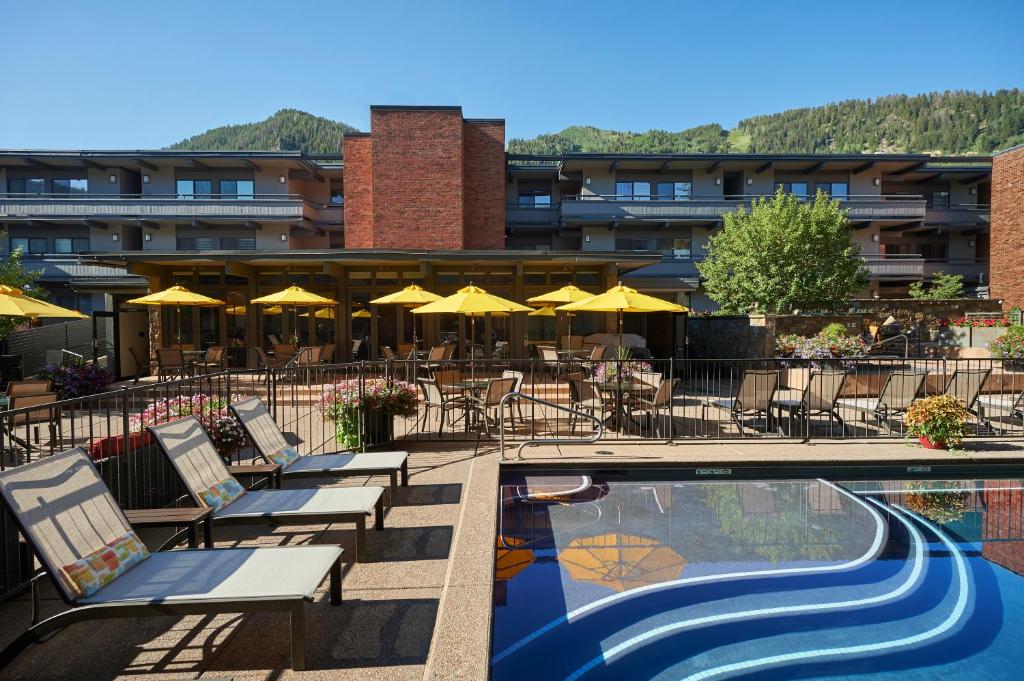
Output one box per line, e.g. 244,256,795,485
498,392,604,461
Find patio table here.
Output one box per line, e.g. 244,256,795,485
596,381,644,433
454,379,492,431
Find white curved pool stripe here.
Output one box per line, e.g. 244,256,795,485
563,496,926,681
852,485,1023,494
678,501,970,681
512,475,594,502
491,480,885,666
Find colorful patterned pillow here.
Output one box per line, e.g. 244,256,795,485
63,530,150,598
268,445,299,467
199,477,246,511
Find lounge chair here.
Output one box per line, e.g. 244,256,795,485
148,417,386,562
703,369,780,436
943,367,991,415
0,448,342,671
772,369,847,436
229,397,409,506
836,369,928,435
977,387,1024,433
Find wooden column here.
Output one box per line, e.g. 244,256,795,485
511,262,526,359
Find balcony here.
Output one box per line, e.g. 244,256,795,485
861,254,925,280
559,194,928,223
923,258,989,283
922,203,990,228
0,193,331,223
505,204,561,226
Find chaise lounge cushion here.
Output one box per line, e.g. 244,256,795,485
282,451,408,475
78,546,341,605
211,487,384,520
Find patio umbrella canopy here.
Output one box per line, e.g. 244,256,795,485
250,286,337,344
558,282,686,352
0,285,88,319
528,284,594,348
413,284,531,376
527,306,556,317
127,285,224,345
370,284,443,350
559,533,686,593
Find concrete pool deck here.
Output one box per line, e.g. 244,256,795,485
0,438,1022,680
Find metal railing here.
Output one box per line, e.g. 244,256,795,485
498,392,603,461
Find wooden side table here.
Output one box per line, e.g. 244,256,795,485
125,507,215,549
228,463,283,489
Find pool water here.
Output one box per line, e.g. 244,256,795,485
491,474,1024,680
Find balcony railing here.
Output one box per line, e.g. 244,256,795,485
557,194,928,222
505,204,561,226
923,258,989,282
861,254,925,279
0,193,340,222
922,203,990,226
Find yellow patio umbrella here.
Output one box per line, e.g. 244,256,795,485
370,284,443,350
527,306,556,317
127,285,224,346
496,536,535,581
351,309,372,319
250,286,337,343
0,285,88,319
559,533,686,593
414,284,532,377
300,308,338,319
528,284,594,347
558,282,686,353
225,305,247,316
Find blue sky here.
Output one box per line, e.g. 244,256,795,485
2,0,1022,149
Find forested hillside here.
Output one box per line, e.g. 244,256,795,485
508,90,1024,156
167,109,358,155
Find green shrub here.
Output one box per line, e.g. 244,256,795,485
820,323,848,340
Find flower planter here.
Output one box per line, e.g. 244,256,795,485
918,436,947,450
89,431,153,461
334,409,394,450
970,327,1005,348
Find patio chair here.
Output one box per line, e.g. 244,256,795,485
417,377,468,435
127,347,149,383
561,335,584,352
268,334,282,346
501,369,525,426
441,344,457,361
493,341,510,361
433,368,462,397
320,343,336,364
148,417,386,562
156,348,187,381
772,369,847,437
380,345,398,361
702,369,780,436
567,373,610,434
537,345,559,379
229,397,409,506
0,448,342,671
4,379,52,397
421,346,447,372
631,377,679,437
836,370,928,435
467,377,516,436
274,343,297,358
977,387,1024,434
191,345,226,374
582,345,608,377
3,392,61,452
943,367,991,415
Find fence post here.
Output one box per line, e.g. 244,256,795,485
358,360,366,453
668,358,675,445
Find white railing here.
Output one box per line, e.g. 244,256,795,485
0,193,313,221
560,195,928,221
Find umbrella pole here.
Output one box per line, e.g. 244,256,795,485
470,315,476,383
176,305,182,347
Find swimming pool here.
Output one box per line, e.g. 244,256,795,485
491,473,1024,680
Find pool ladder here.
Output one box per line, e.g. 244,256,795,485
498,392,604,461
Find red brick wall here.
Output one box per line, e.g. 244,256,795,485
463,120,507,250
371,108,464,249
342,134,373,249
991,145,1024,310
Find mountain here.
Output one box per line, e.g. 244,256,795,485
167,109,359,155
508,90,1024,156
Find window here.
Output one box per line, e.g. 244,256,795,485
616,181,651,200
53,237,90,254
517,192,551,207
330,180,344,205
8,178,45,194
925,192,951,209
220,236,256,249
176,179,195,198
176,236,217,250
11,237,47,255
52,178,88,195
777,182,809,199
656,237,692,257
656,182,692,201
615,238,649,251
813,182,848,199
176,179,214,198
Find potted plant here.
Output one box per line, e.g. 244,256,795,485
904,394,971,450
38,360,113,399
316,378,417,449
775,326,868,389
904,480,970,524
593,346,652,384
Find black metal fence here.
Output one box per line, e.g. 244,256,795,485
0,356,1021,596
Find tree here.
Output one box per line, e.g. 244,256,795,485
696,189,869,314
0,230,46,339
908,271,965,300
